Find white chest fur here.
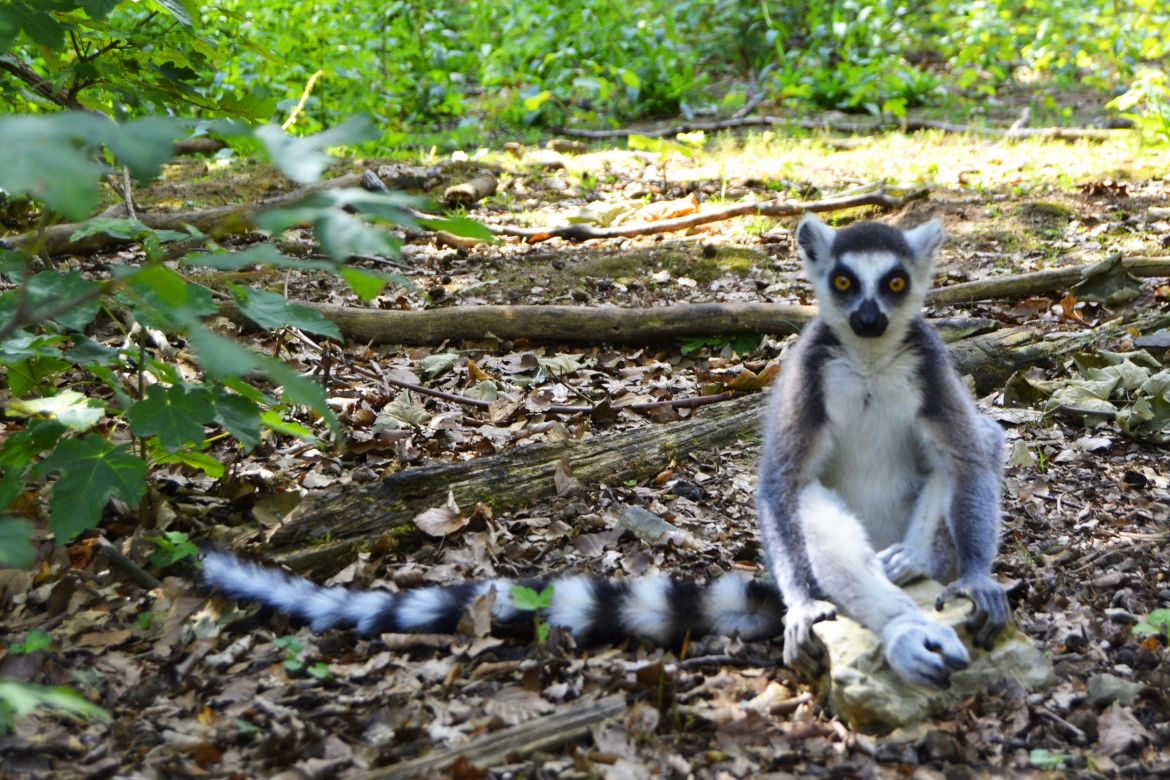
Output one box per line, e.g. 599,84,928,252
818,347,928,549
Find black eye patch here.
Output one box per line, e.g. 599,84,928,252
828,265,859,297
880,270,910,296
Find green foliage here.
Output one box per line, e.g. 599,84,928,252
0,0,271,119
0,679,110,736
1108,68,1170,145
1029,748,1069,769
0,110,492,570
272,634,330,678
146,531,199,568
680,333,763,357
8,629,52,655
1133,609,1170,637
4,1,1169,141
511,584,555,643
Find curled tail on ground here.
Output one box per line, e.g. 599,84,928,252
201,548,785,647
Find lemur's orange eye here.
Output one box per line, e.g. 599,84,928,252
888,276,907,293
833,275,852,291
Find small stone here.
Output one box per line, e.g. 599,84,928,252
1092,571,1125,588
1087,674,1144,707
1105,608,1138,625
814,580,1054,733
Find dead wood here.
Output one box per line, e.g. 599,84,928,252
492,187,929,241
260,311,1169,576
259,301,994,346
350,694,626,780
442,173,498,207
172,138,229,156
555,115,1127,141
928,255,1170,306
6,172,362,257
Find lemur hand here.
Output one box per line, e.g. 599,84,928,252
882,615,970,689
935,574,1009,650
876,543,931,585
782,599,837,677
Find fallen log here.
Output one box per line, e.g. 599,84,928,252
928,255,1170,306
274,301,994,346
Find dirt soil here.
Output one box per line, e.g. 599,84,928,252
2,129,1169,778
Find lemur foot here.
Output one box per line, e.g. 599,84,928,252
782,599,837,678
876,543,931,585
936,574,1009,650
882,616,970,689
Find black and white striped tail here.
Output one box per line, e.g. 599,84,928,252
201,549,785,647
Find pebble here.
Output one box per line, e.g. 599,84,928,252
1104,607,1138,625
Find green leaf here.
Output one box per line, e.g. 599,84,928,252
118,265,217,333
146,530,200,567
0,516,35,568
211,388,262,451
417,216,497,243
186,325,339,441
0,420,66,469
258,410,316,440
255,116,378,184
0,271,102,332
0,113,108,220
153,449,225,478
228,284,341,340
315,210,401,261
338,267,386,301
0,680,109,728
65,337,121,368
125,384,216,453
104,117,187,182
10,628,52,655
36,436,147,541
1028,749,1067,769
70,218,188,244
510,584,554,611
7,390,106,431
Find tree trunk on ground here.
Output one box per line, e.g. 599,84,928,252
254,301,997,345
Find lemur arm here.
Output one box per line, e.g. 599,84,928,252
756,323,839,672
915,325,1010,648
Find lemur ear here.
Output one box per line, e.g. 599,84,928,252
904,219,944,262
796,212,835,266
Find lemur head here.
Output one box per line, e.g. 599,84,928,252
795,213,943,341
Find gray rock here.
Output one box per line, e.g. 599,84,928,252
1087,673,1144,707
813,580,1054,733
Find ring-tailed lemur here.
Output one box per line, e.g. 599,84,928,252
760,212,1008,687
201,214,1008,688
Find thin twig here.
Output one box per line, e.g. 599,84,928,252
96,535,162,590
489,187,928,242
120,165,137,220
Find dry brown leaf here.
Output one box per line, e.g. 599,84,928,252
466,358,490,383
412,490,467,537
1097,701,1151,756
555,455,583,497
1060,292,1085,322
627,193,700,223
483,686,554,725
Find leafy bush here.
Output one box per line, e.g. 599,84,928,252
0,111,494,565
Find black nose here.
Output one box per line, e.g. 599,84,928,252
849,299,888,337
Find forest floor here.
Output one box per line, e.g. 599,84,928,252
2,126,1170,778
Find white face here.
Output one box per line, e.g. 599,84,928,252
795,214,941,342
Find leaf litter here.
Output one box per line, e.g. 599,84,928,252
2,135,1170,778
